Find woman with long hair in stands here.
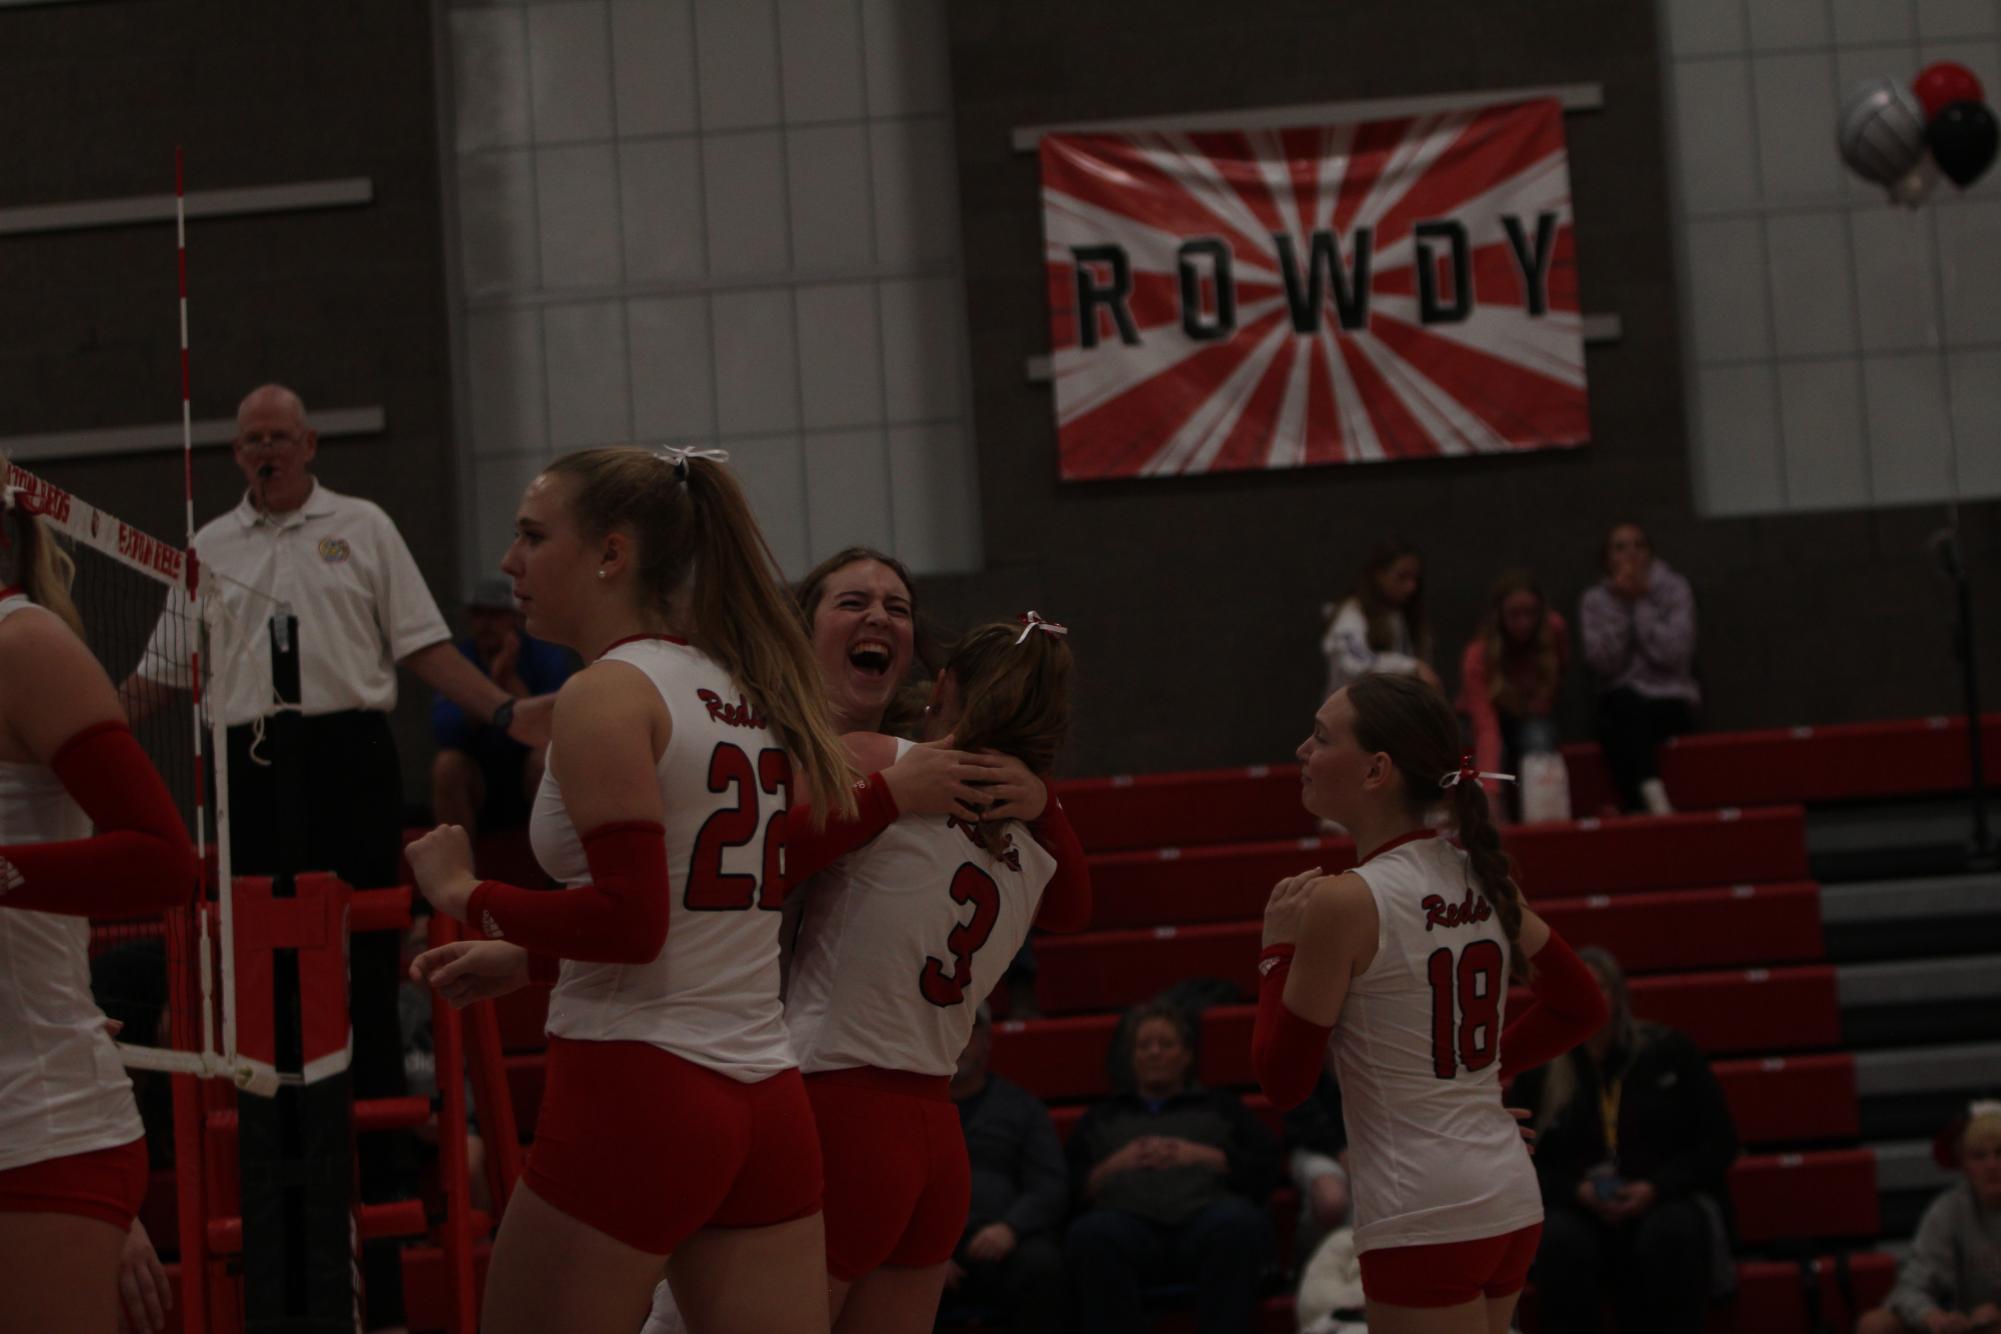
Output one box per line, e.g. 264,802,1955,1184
1251,672,1607,1334
781,614,1092,1334
0,481,200,1334
401,446,859,1334
1322,537,1439,698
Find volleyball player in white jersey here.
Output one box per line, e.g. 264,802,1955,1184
0,486,200,1333
403,446,855,1334
1252,673,1607,1334
783,614,1092,1334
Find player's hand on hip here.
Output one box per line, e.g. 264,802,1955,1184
1262,868,1322,947
407,824,478,920
118,1218,171,1332
410,940,531,1008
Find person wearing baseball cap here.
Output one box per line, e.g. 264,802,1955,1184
430,576,575,837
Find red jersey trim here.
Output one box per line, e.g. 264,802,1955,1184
598,632,690,657
1358,826,1439,866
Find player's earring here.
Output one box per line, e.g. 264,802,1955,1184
596,569,607,580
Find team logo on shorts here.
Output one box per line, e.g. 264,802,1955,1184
317,537,352,564
0,854,23,893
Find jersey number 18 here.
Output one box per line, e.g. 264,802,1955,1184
1425,940,1505,1079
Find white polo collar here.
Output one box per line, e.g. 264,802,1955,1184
232,479,338,529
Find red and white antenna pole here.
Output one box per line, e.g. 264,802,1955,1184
174,146,213,1045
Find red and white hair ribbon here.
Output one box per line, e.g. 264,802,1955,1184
1014,610,1068,645
1438,751,1516,789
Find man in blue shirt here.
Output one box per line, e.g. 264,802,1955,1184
430,577,573,834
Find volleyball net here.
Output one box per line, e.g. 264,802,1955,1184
4,459,276,1093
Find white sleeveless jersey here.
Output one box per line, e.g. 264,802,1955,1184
531,637,794,1081
787,740,1058,1077
0,592,145,1170
1329,831,1542,1254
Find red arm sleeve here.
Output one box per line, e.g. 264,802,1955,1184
1251,945,1334,1110
0,721,199,917
1499,928,1609,1083
465,821,669,965
1028,798,1092,933
774,772,899,896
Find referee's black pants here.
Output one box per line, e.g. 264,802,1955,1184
226,708,410,1321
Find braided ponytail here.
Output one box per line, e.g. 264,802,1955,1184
1346,672,1530,981
1452,772,1529,982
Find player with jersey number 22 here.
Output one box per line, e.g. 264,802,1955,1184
405,446,856,1334
1251,672,1607,1334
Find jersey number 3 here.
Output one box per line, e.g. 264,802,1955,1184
1426,940,1505,1079
918,863,1000,1007
686,743,791,911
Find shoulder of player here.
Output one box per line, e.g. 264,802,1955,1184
1298,871,1376,945
0,599,82,662
841,730,899,772
552,658,661,728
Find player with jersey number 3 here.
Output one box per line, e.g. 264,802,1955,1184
403,446,857,1334
1252,673,1608,1334
781,612,1093,1334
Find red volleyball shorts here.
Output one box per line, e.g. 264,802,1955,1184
1357,1222,1543,1308
0,1136,149,1230
523,1037,822,1255
806,1067,969,1281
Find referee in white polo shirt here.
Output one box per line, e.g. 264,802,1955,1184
128,382,550,1322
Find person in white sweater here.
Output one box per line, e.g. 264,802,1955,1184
1856,1102,2001,1334
1320,539,1437,698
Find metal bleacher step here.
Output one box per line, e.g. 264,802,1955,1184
1873,1137,1957,1237
1820,872,2001,962
1854,1040,2001,1139
1807,795,2001,881
1836,952,2001,1048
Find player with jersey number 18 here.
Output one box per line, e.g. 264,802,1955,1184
781,612,1092,1334
1251,673,1607,1334
403,446,856,1334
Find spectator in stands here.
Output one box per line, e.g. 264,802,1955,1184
1505,947,1738,1334
1283,1072,1349,1281
946,1004,1069,1334
1064,999,1280,1334
1579,522,1697,815
1458,569,1568,821
1856,1100,2001,1334
1321,538,1436,699
429,576,574,836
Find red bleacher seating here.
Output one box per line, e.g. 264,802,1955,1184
1055,765,1319,852
1536,881,1825,973
1037,880,1827,1017
1730,1147,1883,1243
1713,1053,1860,1146
1661,714,2001,808
1085,806,1808,929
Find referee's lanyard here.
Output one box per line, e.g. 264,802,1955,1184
1598,1077,1622,1156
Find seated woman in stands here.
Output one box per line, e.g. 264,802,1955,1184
1578,522,1697,815
1064,999,1279,1334
1503,947,1740,1334
1856,1101,2001,1334
1457,569,1568,822
1321,538,1437,699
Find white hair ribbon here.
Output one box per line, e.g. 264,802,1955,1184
1439,752,1517,789
1014,610,1069,646
656,446,731,479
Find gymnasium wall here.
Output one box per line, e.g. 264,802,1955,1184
6,0,2001,795
0,2,457,802
924,0,2001,776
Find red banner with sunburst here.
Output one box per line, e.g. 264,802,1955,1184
1040,98,1588,480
